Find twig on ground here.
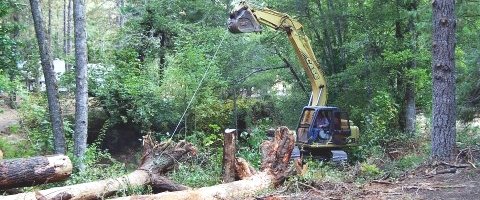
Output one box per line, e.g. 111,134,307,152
467,160,477,169
298,182,321,193
403,186,436,191
371,180,393,185
432,185,466,189
435,168,457,174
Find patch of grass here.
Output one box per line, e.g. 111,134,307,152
358,163,382,180
302,159,347,183
169,149,223,187
0,137,35,158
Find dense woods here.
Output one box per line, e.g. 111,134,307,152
0,0,479,199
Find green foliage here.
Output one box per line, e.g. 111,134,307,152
364,91,400,146
301,160,346,183
65,145,128,185
18,94,55,154
169,150,223,187
237,126,268,168
457,125,480,149
0,137,35,158
358,163,382,180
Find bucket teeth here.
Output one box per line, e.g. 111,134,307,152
228,8,261,33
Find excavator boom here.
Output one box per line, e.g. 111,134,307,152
228,3,327,106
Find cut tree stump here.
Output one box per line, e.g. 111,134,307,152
3,137,196,200
222,129,236,183
114,126,296,200
0,154,72,190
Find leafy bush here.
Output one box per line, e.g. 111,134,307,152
358,163,382,180
17,94,55,154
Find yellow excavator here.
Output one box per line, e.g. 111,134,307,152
228,2,359,160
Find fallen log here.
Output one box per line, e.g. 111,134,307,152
0,154,72,190
3,137,196,200
114,126,295,200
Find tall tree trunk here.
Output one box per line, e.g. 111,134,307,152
405,81,416,134
66,0,72,71
63,0,67,71
29,0,67,154
9,11,20,109
73,0,88,171
431,0,456,161
405,0,418,135
47,0,52,51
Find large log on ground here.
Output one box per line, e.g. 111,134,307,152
114,126,295,200
0,155,72,190
3,137,196,200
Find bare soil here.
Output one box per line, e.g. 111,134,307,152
256,166,480,200
0,105,19,134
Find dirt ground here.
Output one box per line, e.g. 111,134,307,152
256,165,480,200
0,104,22,144
0,105,19,134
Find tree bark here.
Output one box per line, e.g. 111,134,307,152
404,0,418,135
29,0,67,154
66,0,72,72
0,155,72,190
114,126,296,200
47,0,52,50
222,129,236,183
3,138,195,200
431,0,456,161
405,80,416,134
8,10,21,109
73,0,89,171
63,0,67,59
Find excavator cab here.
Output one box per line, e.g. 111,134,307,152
296,106,358,148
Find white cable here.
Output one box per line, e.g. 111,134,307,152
170,31,228,139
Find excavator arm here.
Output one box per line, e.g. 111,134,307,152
228,3,327,106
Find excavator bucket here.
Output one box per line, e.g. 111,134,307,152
228,6,262,33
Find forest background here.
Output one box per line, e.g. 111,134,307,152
0,0,479,195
